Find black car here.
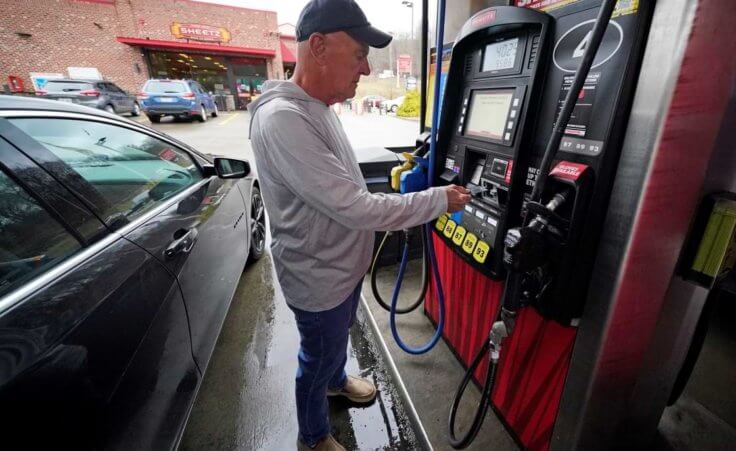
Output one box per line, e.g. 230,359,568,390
0,96,266,449
39,79,141,116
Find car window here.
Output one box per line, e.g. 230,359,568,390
189,83,201,94
0,168,82,298
9,118,204,225
107,83,122,94
44,81,94,93
144,80,188,94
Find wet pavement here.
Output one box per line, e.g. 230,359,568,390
364,260,518,451
180,254,420,451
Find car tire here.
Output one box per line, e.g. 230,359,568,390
131,102,141,117
211,103,219,118
104,104,115,114
148,114,161,123
391,105,398,113
247,185,266,265
197,105,207,123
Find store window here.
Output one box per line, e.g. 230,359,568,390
232,58,268,109
148,51,230,93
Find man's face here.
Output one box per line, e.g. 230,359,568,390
323,32,371,103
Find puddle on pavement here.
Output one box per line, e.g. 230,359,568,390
181,254,419,450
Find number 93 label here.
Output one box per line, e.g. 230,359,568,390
473,241,491,264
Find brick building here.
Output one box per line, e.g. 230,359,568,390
0,0,286,105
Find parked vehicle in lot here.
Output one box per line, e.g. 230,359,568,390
0,95,265,449
138,79,218,123
382,96,405,113
38,79,140,116
361,94,386,110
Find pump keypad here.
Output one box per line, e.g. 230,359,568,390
436,214,449,232
443,220,457,238
462,233,478,254
473,241,491,264
452,226,467,245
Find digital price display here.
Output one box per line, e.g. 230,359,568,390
482,38,519,72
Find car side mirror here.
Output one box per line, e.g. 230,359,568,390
213,157,250,179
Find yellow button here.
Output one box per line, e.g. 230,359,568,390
435,214,448,231
473,241,491,264
462,233,478,254
443,220,456,238
452,226,466,245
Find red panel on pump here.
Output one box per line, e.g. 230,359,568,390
425,236,577,451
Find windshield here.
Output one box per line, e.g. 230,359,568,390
44,81,94,93
144,80,189,94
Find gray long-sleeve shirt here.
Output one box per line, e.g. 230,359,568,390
249,80,447,312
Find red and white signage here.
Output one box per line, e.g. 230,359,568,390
171,22,231,43
397,55,412,74
471,9,496,28
550,161,588,181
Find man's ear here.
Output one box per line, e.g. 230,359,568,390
308,33,328,65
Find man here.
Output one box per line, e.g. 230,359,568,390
249,1,471,449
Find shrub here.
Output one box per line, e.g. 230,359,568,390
397,90,420,118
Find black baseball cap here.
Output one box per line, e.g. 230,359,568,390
296,0,393,49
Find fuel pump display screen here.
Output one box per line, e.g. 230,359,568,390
482,38,519,72
464,90,514,141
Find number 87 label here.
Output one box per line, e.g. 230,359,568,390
452,226,466,246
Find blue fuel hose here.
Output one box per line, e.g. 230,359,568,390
389,0,447,355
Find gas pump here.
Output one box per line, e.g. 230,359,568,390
418,0,655,449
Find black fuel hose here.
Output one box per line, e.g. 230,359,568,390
370,229,429,314
448,338,497,449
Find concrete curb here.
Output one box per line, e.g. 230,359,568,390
360,294,434,451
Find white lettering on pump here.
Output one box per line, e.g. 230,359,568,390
573,30,593,59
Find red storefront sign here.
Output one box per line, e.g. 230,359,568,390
171,22,232,43
397,55,412,74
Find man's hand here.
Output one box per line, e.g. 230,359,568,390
444,185,471,212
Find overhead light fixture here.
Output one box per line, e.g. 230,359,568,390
176,59,184,63
204,56,212,60
179,53,188,58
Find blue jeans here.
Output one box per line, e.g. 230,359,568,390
289,282,363,447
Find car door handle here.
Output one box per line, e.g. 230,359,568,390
165,228,199,259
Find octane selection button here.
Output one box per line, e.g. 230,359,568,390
452,226,467,246
443,220,457,238
436,215,448,231
473,241,491,264
462,233,478,254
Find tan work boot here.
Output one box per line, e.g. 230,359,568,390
327,375,377,403
297,434,345,451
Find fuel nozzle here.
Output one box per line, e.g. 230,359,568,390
501,189,572,311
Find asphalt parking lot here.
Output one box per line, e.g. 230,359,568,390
135,109,420,163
